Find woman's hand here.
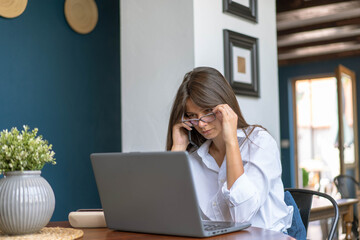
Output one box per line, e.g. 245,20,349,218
171,122,192,151
213,104,243,189
212,104,238,145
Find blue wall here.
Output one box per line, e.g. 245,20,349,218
279,56,360,187
0,1,121,221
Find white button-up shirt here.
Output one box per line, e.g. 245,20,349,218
189,126,293,232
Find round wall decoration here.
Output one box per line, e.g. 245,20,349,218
0,0,28,18
64,0,98,34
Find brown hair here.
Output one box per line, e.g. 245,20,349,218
166,67,254,151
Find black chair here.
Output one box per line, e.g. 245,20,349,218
285,188,339,240
333,174,359,239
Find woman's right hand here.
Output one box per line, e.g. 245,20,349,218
171,122,192,151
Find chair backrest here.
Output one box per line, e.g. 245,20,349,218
285,188,339,240
333,174,359,199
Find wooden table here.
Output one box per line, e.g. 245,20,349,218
310,198,358,240
47,222,295,240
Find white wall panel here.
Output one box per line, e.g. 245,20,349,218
121,0,279,150
193,0,280,143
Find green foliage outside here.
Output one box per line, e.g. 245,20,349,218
302,168,309,187
0,126,56,173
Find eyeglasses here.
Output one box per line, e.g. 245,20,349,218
181,112,216,126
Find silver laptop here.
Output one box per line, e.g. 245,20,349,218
90,151,251,237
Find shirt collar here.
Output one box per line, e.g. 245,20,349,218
237,128,248,138
195,128,250,171
196,139,220,172
196,128,250,156
197,139,211,159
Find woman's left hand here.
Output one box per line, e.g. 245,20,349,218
212,104,238,144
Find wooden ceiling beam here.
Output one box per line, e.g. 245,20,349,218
277,25,360,48
278,49,360,66
277,1,360,31
277,1,360,23
278,41,360,61
276,0,360,66
278,36,360,53
276,0,354,13
277,17,360,36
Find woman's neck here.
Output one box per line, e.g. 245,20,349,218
209,137,226,167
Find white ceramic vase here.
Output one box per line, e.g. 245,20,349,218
0,171,55,235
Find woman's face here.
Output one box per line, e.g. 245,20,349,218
185,99,222,140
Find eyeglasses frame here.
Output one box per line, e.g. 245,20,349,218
181,112,216,149
181,112,216,127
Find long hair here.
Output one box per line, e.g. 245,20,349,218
166,67,252,151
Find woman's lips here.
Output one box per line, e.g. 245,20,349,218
202,129,212,135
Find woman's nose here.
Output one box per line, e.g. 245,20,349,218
198,120,207,128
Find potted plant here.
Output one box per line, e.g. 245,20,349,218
0,125,56,235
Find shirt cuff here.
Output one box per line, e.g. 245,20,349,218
221,173,257,207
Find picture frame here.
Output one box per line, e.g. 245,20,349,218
223,0,257,23
223,29,259,97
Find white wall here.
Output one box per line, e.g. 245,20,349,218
193,0,280,143
121,0,195,151
121,0,280,151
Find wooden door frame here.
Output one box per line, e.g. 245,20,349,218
335,65,359,179
291,73,336,187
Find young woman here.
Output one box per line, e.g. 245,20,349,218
166,67,293,233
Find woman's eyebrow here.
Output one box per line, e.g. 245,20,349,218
186,108,211,114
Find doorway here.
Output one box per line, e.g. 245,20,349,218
292,65,359,190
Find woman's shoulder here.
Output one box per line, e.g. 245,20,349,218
239,126,277,148
238,125,269,138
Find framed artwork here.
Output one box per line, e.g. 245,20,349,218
223,0,257,23
223,29,259,97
